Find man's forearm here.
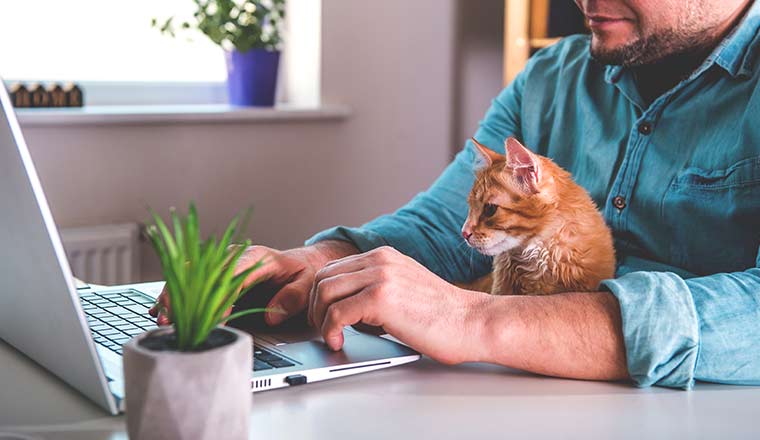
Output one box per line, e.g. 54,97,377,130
476,291,630,381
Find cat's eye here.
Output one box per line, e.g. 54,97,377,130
482,203,498,217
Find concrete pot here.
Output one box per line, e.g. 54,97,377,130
123,326,252,440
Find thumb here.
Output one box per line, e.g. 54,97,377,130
266,275,312,326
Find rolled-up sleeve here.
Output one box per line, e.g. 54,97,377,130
601,261,760,389
306,57,534,282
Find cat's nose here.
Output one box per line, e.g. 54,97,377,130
462,230,473,240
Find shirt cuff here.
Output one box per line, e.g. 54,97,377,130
600,271,700,389
304,226,389,252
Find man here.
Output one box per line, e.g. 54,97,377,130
153,0,760,389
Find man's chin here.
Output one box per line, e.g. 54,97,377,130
590,38,643,66
590,45,626,66
589,28,691,67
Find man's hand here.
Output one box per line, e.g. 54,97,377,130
308,246,491,364
148,240,358,326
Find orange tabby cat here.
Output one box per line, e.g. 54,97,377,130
461,137,615,295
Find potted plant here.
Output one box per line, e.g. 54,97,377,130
124,204,267,440
154,0,286,106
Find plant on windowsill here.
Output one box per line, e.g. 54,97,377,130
123,203,269,440
153,0,286,107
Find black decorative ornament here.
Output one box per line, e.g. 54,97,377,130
29,83,51,107
47,83,67,107
9,83,31,108
7,82,85,108
63,83,84,107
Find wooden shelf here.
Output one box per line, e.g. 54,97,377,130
503,0,530,86
529,37,561,48
503,0,559,86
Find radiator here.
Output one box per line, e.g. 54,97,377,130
60,223,141,286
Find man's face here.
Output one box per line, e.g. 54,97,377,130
575,0,747,66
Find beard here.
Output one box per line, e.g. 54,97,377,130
590,27,714,67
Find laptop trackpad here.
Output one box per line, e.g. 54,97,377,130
253,326,361,346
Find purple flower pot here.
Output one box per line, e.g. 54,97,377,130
225,49,281,107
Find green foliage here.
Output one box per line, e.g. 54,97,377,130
152,0,286,52
145,203,268,351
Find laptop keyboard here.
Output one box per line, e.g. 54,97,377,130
80,290,158,355
254,347,295,370
81,289,296,370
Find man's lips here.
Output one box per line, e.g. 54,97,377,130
586,15,632,30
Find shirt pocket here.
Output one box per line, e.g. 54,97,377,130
661,155,760,275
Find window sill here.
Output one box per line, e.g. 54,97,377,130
15,104,351,127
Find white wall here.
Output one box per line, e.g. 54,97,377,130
453,0,505,149
20,0,466,281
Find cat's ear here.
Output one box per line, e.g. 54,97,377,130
504,137,541,194
470,137,503,168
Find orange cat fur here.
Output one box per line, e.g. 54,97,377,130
460,137,615,295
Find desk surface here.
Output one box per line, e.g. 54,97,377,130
1,292,759,440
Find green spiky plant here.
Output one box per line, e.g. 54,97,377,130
152,0,286,52
145,203,268,351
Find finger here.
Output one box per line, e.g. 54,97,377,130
321,291,379,351
157,313,171,326
309,255,374,325
235,248,307,325
319,246,391,273
231,246,317,326
311,269,376,329
316,254,372,281
148,288,169,317
235,247,302,290
150,290,172,326
216,306,234,326
266,275,312,326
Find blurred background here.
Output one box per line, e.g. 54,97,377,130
1,0,584,283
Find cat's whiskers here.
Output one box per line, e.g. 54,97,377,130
456,239,478,274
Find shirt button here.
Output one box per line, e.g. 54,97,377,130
613,196,627,210
638,122,653,135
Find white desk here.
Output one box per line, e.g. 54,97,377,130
1,323,760,439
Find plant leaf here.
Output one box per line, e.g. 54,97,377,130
219,307,273,325
145,202,268,351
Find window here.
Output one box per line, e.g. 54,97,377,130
1,0,320,107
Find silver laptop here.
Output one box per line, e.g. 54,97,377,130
0,83,420,415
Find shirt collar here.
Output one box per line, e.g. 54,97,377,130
602,0,760,83
715,0,760,77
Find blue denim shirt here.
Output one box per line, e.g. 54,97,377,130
307,3,760,389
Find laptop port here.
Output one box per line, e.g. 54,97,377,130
285,374,307,386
